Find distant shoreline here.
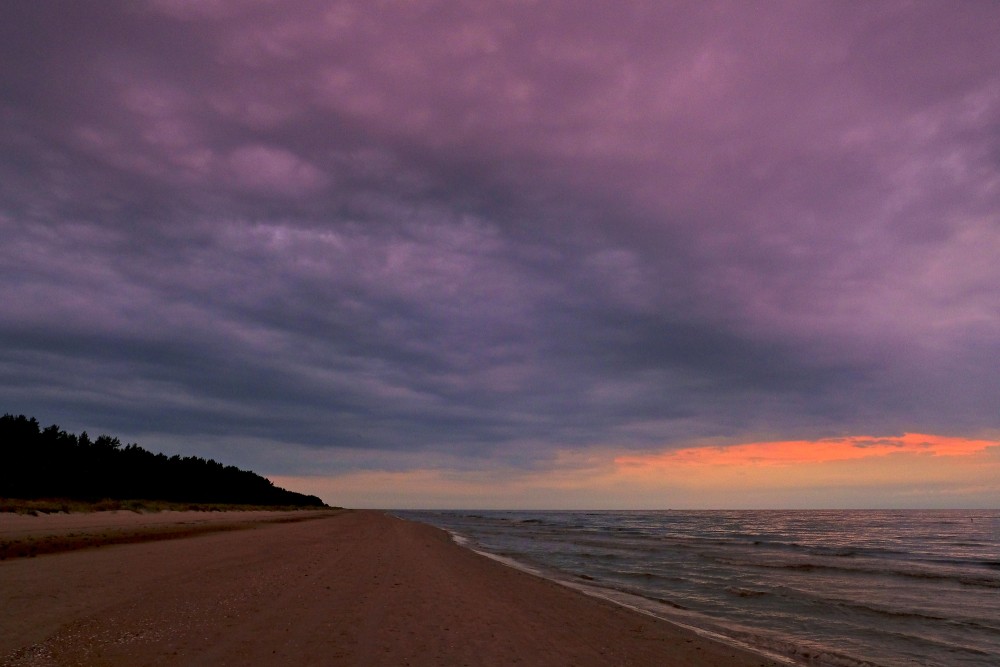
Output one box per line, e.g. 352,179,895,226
0,496,334,516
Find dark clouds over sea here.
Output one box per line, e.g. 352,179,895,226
2,1,998,476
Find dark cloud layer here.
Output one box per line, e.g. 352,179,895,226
2,1,998,477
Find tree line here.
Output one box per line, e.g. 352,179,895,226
0,414,325,507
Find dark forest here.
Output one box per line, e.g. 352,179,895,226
0,414,325,507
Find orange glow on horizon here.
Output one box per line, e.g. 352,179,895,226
615,433,999,470
274,433,1000,509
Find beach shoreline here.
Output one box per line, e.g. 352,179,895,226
450,533,797,666
0,508,783,666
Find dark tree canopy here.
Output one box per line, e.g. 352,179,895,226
0,414,325,507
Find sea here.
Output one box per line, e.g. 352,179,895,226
395,510,1000,667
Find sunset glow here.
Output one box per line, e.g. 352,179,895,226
615,434,999,470
274,433,1000,509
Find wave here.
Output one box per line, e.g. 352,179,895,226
726,586,771,599
711,556,1000,589
577,551,620,560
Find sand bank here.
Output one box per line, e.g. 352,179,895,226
1,509,782,666
0,508,333,560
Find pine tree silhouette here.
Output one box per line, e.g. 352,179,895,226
0,414,325,506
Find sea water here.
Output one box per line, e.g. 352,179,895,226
396,510,1000,666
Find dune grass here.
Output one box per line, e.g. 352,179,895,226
0,497,338,515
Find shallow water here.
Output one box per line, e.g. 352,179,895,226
397,510,1000,666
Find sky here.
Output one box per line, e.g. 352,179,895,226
2,0,999,509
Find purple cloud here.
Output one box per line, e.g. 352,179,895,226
1,1,998,482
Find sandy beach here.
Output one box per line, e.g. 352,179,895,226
1,509,782,666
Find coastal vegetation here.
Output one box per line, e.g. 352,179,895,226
0,414,325,509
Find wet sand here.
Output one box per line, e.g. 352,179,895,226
1,509,782,666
